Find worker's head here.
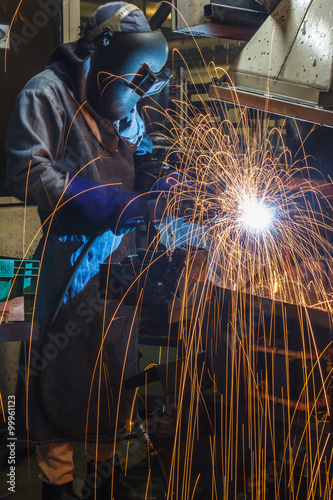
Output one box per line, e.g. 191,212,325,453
79,1,170,121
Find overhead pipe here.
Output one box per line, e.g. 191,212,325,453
149,3,171,29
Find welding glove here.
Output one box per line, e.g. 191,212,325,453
150,172,191,197
62,173,148,235
148,172,196,223
150,174,226,225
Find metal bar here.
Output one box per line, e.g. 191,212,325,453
257,392,326,411
62,0,80,44
253,344,329,361
176,67,187,128
211,286,332,330
209,84,333,128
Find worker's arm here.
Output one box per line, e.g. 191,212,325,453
6,88,148,235
6,87,67,212
65,173,148,234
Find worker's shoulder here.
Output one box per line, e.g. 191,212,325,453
18,68,66,101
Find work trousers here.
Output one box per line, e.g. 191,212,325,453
37,442,115,485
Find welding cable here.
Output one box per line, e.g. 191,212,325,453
124,418,169,491
37,230,101,439
46,233,101,332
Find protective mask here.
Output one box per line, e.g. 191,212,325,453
86,29,170,121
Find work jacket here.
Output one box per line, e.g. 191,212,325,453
6,42,151,444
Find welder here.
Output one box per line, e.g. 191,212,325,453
5,2,176,499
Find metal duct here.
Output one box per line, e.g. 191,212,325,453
209,0,333,127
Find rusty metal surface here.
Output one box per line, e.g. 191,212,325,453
209,84,333,127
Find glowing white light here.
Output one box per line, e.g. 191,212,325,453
239,198,274,233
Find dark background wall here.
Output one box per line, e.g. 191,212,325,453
0,0,62,195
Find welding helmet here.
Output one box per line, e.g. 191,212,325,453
82,2,170,121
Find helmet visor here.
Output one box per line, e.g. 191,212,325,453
86,29,170,120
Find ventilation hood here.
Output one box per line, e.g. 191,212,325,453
209,0,333,127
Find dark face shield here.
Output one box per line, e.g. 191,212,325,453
86,29,170,121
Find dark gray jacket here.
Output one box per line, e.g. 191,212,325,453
6,43,151,444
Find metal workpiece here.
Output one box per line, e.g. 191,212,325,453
211,0,333,126
100,247,209,324
208,83,333,126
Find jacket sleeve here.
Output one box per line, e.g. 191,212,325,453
6,87,67,213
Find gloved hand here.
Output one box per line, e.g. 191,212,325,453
63,173,148,235
149,174,226,225
148,172,195,223
150,172,191,197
